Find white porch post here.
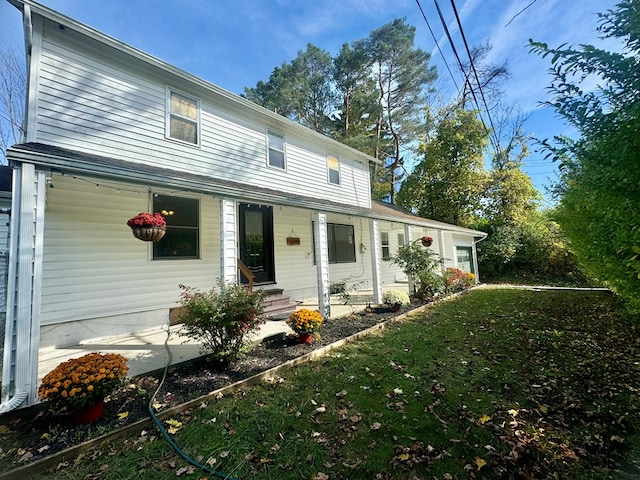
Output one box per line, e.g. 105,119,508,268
438,229,447,274
1,163,45,409
313,212,330,318
219,198,237,285
369,219,382,305
404,224,415,295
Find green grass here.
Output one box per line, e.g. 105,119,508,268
37,288,640,479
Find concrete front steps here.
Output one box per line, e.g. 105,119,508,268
260,288,299,320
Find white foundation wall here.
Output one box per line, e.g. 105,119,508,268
40,175,220,347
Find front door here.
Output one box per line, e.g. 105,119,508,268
239,203,275,284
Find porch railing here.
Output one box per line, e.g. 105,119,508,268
237,259,254,293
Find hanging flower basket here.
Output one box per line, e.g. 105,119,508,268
127,212,167,242
421,235,433,247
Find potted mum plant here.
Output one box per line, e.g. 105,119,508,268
38,352,129,424
287,308,324,343
382,289,411,312
126,212,167,242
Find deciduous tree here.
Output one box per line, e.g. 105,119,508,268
530,0,640,312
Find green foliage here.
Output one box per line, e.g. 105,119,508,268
396,104,488,226
474,212,588,284
178,282,266,364
391,241,445,299
529,1,640,312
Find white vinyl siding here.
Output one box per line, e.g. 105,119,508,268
39,175,219,327
31,21,371,209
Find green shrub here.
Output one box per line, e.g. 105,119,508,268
178,282,266,365
392,242,444,299
382,289,410,306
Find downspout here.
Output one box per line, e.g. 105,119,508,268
0,4,32,415
472,234,488,284
20,3,33,144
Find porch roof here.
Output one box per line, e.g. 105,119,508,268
8,142,485,237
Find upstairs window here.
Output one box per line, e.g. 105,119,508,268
327,155,340,185
267,130,286,169
381,231,390,260
152,194,200,259
167,89,200,145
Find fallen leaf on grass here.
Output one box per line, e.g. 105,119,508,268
474,456,487,470
478,414,491,425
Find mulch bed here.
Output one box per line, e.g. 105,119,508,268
0,300,429,472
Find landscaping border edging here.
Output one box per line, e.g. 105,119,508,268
1,293,468,480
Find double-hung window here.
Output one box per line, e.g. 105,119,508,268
152,195,200,259
397,233,405,248
381,232,390,260
267,130,286,169
327,155,340,185
167,89,200,145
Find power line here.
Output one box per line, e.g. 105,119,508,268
431,0,480,110
449,0,501,155
414,0,460,95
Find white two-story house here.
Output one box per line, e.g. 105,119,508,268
1,0,485,410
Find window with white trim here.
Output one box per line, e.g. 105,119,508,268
312,222,356,264
267,130,286,169
397,233,405,247
152,195,200,259
167,89,200,145
327,155,340,185
381,231,390,260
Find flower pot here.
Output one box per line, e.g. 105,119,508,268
130,226,166,242
299,333,313,344
72,400,105,425
421,239,432,247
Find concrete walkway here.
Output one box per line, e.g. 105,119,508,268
38,284,408,385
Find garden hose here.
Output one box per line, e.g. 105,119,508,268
148,323,239,480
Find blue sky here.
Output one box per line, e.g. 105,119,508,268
0,0,619,203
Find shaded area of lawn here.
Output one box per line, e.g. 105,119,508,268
37,288,640,479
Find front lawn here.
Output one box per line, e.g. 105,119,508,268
35,288,640,479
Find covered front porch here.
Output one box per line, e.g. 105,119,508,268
37,283,410,388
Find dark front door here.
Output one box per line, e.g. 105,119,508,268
239,203,275,284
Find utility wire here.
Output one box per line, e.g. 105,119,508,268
449,0,501,155
431,0,480,111
414,0,460,95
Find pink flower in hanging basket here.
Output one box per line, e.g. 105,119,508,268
421,235,433,247
126,212,166,227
